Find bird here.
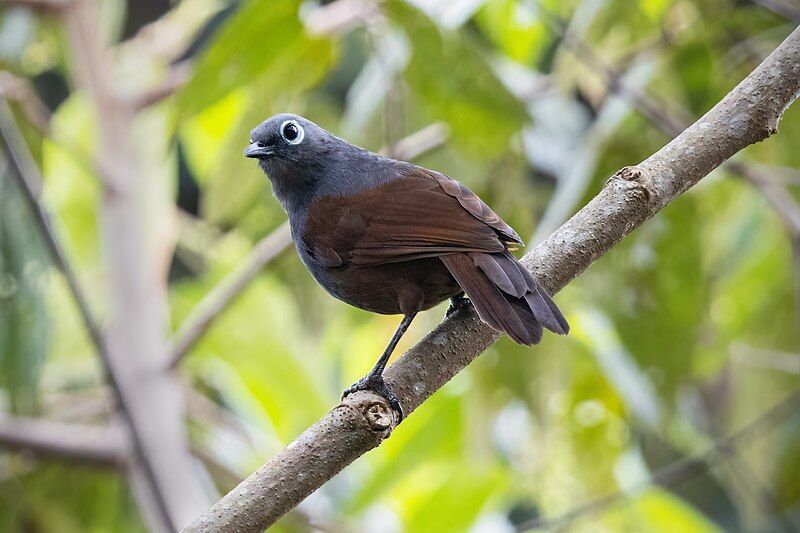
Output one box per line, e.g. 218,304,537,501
244,113,569,419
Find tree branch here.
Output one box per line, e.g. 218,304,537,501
728,160,800,238
0,414,127,467
304,0,383,36
752,0,800,23
183,24,800,533
0,0,69,12
379,122,448,160
129,60,193,111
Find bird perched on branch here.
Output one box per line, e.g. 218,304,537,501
245,114,569,419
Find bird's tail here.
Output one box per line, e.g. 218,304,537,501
440,251,569,345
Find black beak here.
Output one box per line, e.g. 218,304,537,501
244,142,274,159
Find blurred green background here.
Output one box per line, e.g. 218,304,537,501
0,0,799,531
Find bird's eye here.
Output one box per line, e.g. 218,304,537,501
280,120,304,145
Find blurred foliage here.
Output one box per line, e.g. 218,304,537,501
1,0,799,531
0,172,48,414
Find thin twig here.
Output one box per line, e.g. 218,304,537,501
0,94,174,531
515,389,800,531
536,1,800,232
740,162,800,187
752,0,800,22
714,448,797,533
727,161,800,238
532,1,689,136
0,415,127,467
169,222,292,367
730,342,800,374
381,122,449,160
304,0,383,36
0,0,69,11
168,123,450,367
130,60,193,110
0,71,51,133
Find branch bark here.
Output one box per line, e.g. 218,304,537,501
183,24,800,533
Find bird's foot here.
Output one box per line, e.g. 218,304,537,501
342,373,404,421
445,293,470,318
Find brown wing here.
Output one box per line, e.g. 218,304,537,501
427,171,522,247
302,169,522,268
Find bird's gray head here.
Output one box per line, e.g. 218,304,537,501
244,113,347,209
244,113,339,169
244,113,403,214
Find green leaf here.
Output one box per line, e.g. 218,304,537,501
389,1,527,154
403,465,505,531
603,488,721,532
175,0,334,121
476,0,548,64
0,171,49,414
589,195,707,400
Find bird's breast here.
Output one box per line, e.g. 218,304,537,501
293,235,460,315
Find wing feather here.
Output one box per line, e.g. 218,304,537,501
302,170,520,267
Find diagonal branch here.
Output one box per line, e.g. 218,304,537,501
753,0,800,23
169,222,292,367
728,160,800,238
183,25,800,533
168,123,449,367
535,1,800,236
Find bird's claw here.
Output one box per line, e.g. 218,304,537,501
342,374,404,421
445,293,470,318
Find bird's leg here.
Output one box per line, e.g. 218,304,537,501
445,292,470,318
342,313,416,420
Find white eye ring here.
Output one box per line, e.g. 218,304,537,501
280,120,304,145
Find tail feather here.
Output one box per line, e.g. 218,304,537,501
534,282,570,334
472,253,527,297
505,253,570,335
441,251,569,345
440,253,531,342
508,296,544,344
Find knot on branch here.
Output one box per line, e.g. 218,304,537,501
364,402,394,432
607,165,655,203
337,391,396,440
